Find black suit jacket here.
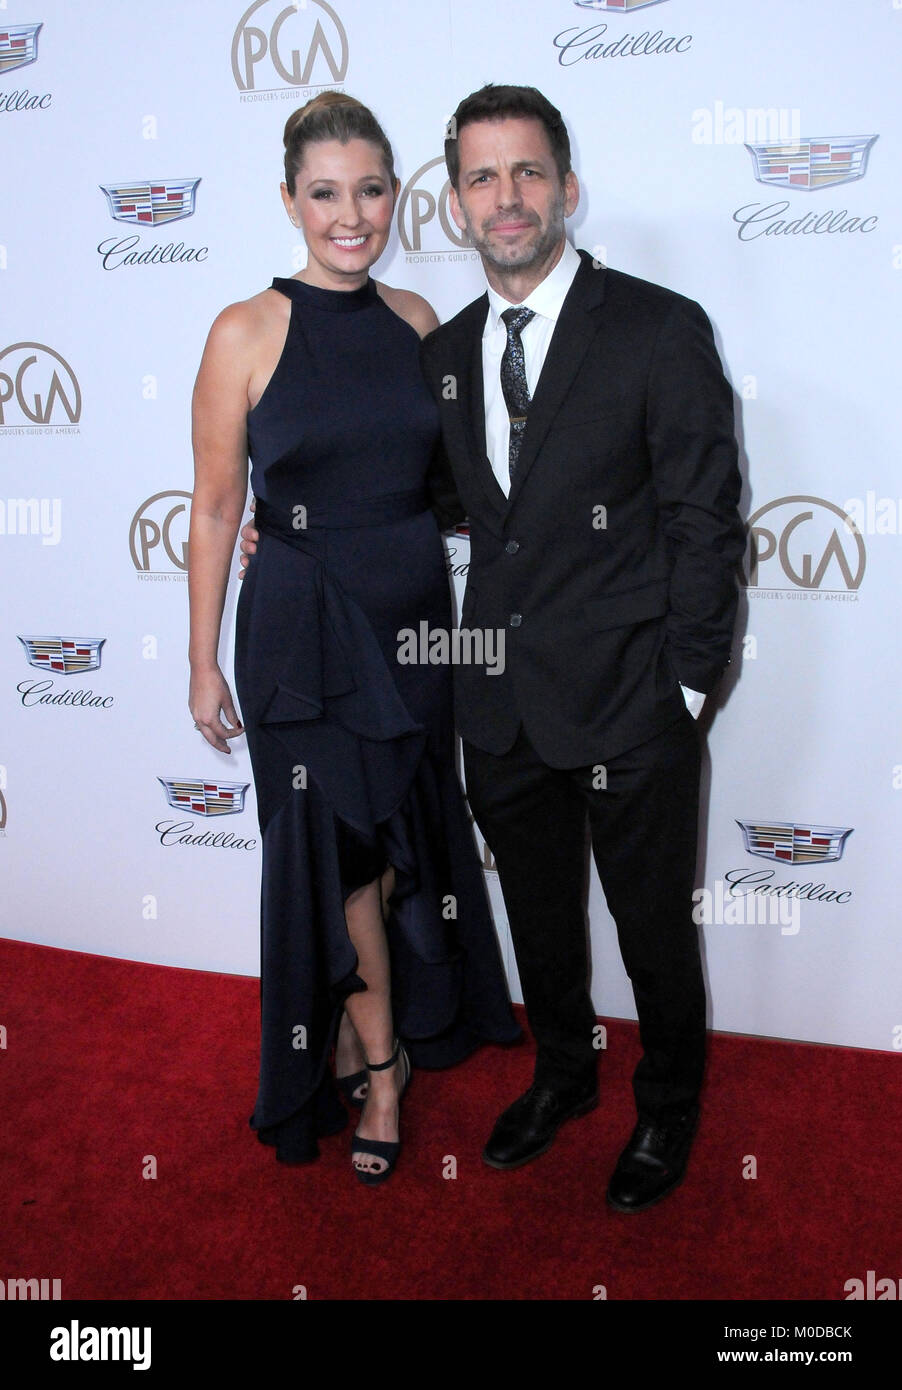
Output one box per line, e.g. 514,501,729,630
420,248,745,767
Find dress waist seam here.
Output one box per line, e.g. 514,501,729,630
254,490,429,538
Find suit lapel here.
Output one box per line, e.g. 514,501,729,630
458,295,508,521
504,252,607,513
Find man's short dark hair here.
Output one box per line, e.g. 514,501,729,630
444,84,572,190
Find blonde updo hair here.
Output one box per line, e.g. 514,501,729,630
283,91,397,196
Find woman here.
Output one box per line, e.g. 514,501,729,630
188,92,519,1184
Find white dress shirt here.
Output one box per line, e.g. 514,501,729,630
482,237,582,498
480,237,705,719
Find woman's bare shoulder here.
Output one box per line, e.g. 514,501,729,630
374,282,440,338
206,286,287,352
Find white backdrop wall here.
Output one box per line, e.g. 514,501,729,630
2,0,900,1051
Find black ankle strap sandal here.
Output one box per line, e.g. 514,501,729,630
350,1039,411,1186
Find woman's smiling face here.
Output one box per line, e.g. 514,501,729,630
281,137,398,288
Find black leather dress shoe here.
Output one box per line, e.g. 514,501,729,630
483,1082,598,1170
606,1105,699,1212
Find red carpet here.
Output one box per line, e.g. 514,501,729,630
2,936,899,1301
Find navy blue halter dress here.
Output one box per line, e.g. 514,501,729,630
234,275,520,1163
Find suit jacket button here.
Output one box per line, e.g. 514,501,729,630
505,539,520,554
509,613,522,628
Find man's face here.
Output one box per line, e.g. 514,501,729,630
449,116,579,273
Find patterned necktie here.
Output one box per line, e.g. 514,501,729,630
500,306,535,483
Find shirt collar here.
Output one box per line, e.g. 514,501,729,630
484,237,581,336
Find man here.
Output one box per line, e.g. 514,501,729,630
242,85,745,1212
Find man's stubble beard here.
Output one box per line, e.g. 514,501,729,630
460,187,567,274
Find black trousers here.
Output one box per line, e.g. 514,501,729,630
463,710,706,1122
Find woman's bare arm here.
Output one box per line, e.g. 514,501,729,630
188,302,256,749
